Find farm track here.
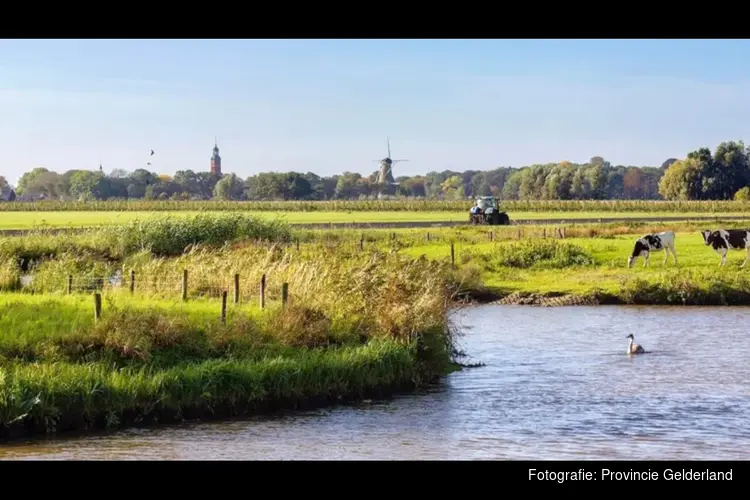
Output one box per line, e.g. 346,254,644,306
1,214,750,236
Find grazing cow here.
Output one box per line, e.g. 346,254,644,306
700,229,750,267
627,230,677,268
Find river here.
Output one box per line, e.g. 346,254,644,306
1,304,749,460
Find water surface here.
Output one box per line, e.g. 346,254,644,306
1,305,748,460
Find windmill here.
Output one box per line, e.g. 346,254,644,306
373,137,408,185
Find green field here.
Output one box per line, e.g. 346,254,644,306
0,214,470,440
5,213,750,441
2,210,750,230
4,199,750,214
399,225,750,304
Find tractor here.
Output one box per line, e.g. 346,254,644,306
468,196,510,225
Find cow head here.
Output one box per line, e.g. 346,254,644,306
627,239,648,268
700,230,714,245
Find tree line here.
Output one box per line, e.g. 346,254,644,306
2,140,749,202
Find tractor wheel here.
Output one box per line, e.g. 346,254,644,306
497,212,510,225
486,211,501,225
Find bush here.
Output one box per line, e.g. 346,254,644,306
461,239,596,270
108,213,293,256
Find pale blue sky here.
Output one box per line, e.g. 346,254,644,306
2,39,750,185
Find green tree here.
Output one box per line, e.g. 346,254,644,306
69,170,105,200
658,158,703,200
501,170,523,200
709,141,749,200
213,173,245,200
16,167,50,195
440,175,464,200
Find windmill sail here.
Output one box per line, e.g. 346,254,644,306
374,137,407,184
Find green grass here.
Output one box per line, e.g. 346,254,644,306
6,215,750,441
400,228,750,304
4,198,750,214
0,224,467,440
0,283,456,439
0,338,425,438
2,210,750,230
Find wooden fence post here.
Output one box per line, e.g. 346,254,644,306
490,231,494,241
221,291,227,324
281,282,289,307
67,275,73,294
260,273,266,309
296,238,300,251
233,273,240,304
450,242,455,267
426,232,430,242
182,270,188,301
130,270,135,294
94,292,102,321
360,233,364,251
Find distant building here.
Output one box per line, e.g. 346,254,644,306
0,187,14,202
210,138,222,175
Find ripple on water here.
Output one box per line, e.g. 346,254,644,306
2,305,750,460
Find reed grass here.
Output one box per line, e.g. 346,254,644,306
0,340,430,438
0,222,471,439
5,213,750,440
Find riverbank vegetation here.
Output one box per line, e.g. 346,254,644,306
4,214,750,440
0,214,480,440
399,220,750,306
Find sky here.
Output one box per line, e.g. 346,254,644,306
2,38,750,186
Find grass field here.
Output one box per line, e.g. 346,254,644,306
3,210,750,230
4,213,750,440
0,290,441,440
4,199,750,213
398,224,750,304
0,214,473,440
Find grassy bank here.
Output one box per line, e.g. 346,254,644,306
0,214,477,441
402,222,750,306
4,214,750,440
0,293,447,440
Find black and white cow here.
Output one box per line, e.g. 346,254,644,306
700,229,750,267
628,230,677,268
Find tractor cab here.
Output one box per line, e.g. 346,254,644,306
476,196,497,212
469,196,510,226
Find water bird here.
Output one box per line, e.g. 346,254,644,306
626,334,645,355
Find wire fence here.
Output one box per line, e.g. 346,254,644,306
47,270,291,325
54,270,288,305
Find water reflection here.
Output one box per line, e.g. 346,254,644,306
2,305,749,460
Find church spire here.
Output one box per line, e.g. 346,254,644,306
210,137,222,175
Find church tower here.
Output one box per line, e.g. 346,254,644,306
210,137,222,175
